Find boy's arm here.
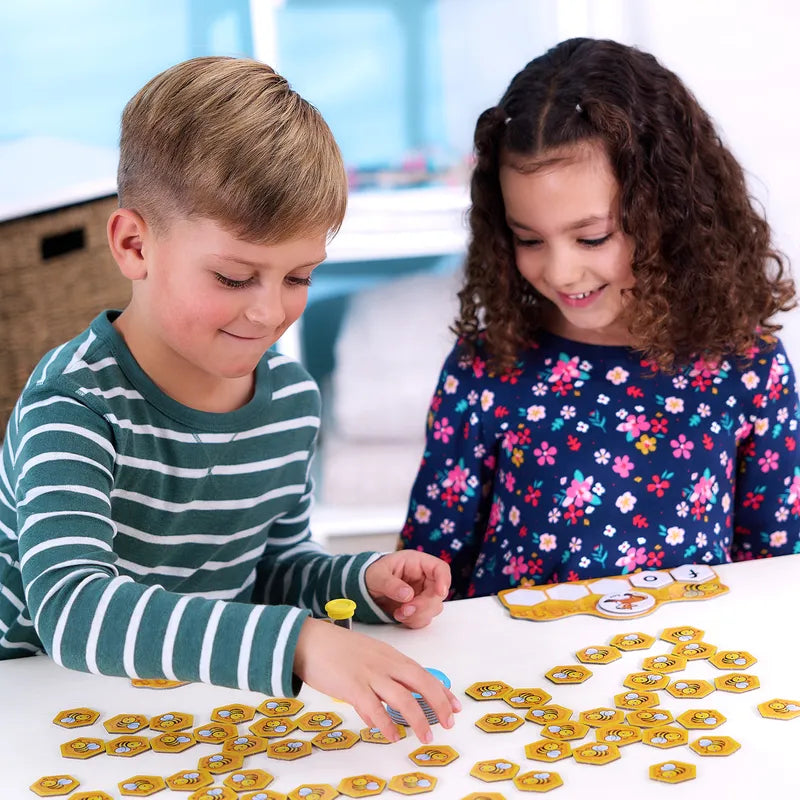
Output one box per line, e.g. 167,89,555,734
732,339,800,560
397,343,496,598
12,396,306,695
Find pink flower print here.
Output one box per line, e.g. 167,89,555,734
504,471,516,492
670,434,694,459
502,555,529,581
502,430,520,451
433,417,454,443
758,449,779,473
472,356,486,378
786,473,800,505
564,476,595,508
616,413,651,438
612,454,635,478
550,355,582,383
444,464,470,494
691,474,716,504
734,420,753,445
488,501,502,527
534,441,557,466
615,545,648,571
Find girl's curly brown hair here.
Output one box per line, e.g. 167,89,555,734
456,37,796,372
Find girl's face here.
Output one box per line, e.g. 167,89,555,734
500,141,636,345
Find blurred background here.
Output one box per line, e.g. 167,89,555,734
1,0,798,552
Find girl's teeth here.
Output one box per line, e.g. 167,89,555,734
570,291,593,299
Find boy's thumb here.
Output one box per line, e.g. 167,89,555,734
384,578,414,603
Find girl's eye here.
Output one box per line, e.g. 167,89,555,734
579,234,612,247
215,273,254,289
513,235,542,248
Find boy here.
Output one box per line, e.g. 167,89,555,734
0,57,460,742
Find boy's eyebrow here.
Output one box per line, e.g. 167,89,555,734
506,214,611,233
211,253,326,269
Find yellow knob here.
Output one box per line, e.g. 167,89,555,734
325,598,356,620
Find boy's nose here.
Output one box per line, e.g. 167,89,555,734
244,288,286,329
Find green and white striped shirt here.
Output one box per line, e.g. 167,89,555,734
0,311,389,695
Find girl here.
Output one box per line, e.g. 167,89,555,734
398,38,800,599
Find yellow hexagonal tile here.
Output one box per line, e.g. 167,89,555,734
578,707,624,727
649,760,696,783
337,774,387,797
572,742,621,765
105,735,150,757
311,728,360,750
67,793,114,800
257,697,305,717
249,716,298,738
130,678,188,689
222,734,268,755
757,698,800,720
223,770,274,792
211,704,256,724
609,631,656,651
540,721,589,741
60,737,104,759
660,626,704,644
526,704,573,725
470,758,520,782
461,794,505,800
193,722,238,744
408,744,459,767
387,773,436,794
614,690,659,710
266,738,313,760
465,681,512,701
626,709,674,728
103,714,149,734
576,645,621,664
524,739,572,763
623,671,670,691
665,679,715,699
287,785,338,800
513,770,564,792
198,752,245,774
118,775,167,797
360,725,406,744
53,708,100,728
642,725,689,748
545,664,592,684
714,673,760,693
29,775,80,797
150,731,197,753
296,711,343,732
188,787,238,800
641,654,687,673
709,650,757,670
165,769,213,792
241,792,287,800
150,711,193,732
689,735,741,756
475,712,525,733
595,724,642,746
676,709,726,729
671,641,717,660
503,688,552,708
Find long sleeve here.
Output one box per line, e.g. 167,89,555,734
732,339,800,559
399,343,497,598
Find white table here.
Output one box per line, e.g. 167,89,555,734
4,555,800,797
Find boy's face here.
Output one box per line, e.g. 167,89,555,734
125,216,325,404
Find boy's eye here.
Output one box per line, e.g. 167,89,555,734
578,234,612,247
286,275,313,287
215,273,254,289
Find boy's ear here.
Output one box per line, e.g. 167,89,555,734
107,208,149,280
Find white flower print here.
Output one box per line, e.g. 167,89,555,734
775,507,789,522
697,403,711,418
467,475,479,488
710,422,721,434
664,397,684,414
474,444,486,459
615,492,637,513
540,533,557,552
576,421,589,433
440,519,455,534
791,419,798,431
616,408,629,420
467,390,479,406
443,375,459,394
426,484,440,500
603,525,616,537
618,540,630,553
561,405,576,420
509,506,521,526
777,407,788,423
533,382,548,396
527,405,546,421
451,539,462,551
726,395,737,407
569,537,582,553
415,505,432,523
696,532,707,548
594,448,610,465
580,361,592,372
597,394,610,405
606,366,630,385
593,482,605,496
480,390,495,411
665,527,685,545
721,493,731,513
719,451,728,466
672,375,688,389
548,509,561,524
579,557,590,568
754,418,769,436
702,551,714,562
771,530,788,547
741,371,759,389
470,412,479,425
676,501,689,518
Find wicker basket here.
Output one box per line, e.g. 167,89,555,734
0,195,130,432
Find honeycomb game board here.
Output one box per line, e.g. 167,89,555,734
497,563,728,621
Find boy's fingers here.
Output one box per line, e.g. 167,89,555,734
379,573,415,603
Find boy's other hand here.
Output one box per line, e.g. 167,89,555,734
294,617,461,744
365,551,450,628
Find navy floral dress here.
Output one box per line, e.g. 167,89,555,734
399,331,800,599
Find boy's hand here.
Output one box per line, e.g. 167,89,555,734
294,617,461,744
365,551,450,628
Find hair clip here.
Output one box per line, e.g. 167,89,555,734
575,103,583,114
504,116,512,125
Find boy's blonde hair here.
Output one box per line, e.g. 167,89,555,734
118,56,347,242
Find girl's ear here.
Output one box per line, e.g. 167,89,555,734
107,208,149,280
